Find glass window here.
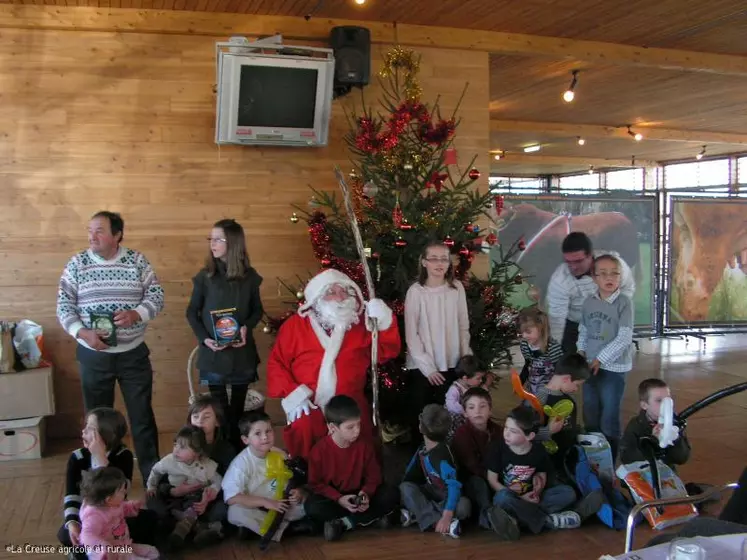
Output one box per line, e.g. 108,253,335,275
738,156,747,185
558,173,600,191
489,176,545,194
606,169,644,191
664,159,730,188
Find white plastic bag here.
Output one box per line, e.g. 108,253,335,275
13,319,44,369
578,432,616,484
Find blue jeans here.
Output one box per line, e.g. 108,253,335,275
492,485,576,534
583,368,627,444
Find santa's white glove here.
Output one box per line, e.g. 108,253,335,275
287,400,318,425
281,385,317,425
365,298,393,331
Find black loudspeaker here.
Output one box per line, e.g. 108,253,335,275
330,26,371,88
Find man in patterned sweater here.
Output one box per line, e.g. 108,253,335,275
57,211,165,482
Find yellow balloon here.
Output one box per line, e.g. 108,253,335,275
258,451,293,536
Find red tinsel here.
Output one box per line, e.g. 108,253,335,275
454,252,474,280
308,212,331,262
354,101,454,155
420,118,456,145
389,300,405,316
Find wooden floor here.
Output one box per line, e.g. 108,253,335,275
2,334,746,560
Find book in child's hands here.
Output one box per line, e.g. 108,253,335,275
90,312,117,347
210,308,240,346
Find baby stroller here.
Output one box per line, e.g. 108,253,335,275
623,381,747,553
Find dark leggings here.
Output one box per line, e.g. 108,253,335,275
409,368,458,434
208,384,248,447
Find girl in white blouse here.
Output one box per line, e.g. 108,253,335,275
405,242,472,430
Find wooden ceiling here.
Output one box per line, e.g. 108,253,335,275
5,0,747,175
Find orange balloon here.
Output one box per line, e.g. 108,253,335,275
510,369,545,422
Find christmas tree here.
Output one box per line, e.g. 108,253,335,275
266,46,524,426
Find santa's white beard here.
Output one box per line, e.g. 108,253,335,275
314,297,360,331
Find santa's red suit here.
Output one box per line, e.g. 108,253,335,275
267,269,401,459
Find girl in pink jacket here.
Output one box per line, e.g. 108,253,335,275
79,467,159,560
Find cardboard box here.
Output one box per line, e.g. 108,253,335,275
0,416,46,461
0,367,55,420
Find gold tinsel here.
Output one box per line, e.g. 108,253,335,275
350,175,366,224
380,46,422,102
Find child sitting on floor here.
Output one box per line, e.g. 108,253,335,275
451,387,504,534
60,408,156,558
305,395,399,541
79,467,160,560
400,404,471,539
146,425,223,548
486,406,580,540
222,411,311,542
533,353,591,468
619,378,691,470
444,356,493,440
148,395,236,544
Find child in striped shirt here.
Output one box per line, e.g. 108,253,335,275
518,307,564,396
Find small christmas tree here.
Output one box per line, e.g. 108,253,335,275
267,46,523,426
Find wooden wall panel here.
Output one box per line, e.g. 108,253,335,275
0,17,489,438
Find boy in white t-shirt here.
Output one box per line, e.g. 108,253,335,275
222,411,310,541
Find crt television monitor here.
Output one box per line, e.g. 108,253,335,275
215,51,334,147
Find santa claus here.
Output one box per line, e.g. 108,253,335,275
267,268,401,459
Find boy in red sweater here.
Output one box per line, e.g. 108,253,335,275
451,387,504,534
305,395,399,541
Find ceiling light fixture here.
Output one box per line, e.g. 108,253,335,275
696,145,706,160
577,136,586,146
627,125,643,141
494,151,505,161
354,0,366,4
563,70,579,103
588,165,594,174
523,145,541,153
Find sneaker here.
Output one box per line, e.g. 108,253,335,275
574,489,604,522
445,519,461,539
193,522,223,547
548,511,581,530
374,512,393,530
400,508,415,528
284,518,321,537
169,516,197,549
324,519,346,542
486,506,520,541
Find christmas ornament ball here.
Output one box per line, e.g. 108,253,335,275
468,168,481,180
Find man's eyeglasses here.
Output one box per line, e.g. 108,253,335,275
206,237,227,244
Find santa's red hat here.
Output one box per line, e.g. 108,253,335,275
298,268,364,317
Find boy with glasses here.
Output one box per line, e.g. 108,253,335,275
577,254,634,459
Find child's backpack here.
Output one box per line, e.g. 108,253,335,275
565,444,632,530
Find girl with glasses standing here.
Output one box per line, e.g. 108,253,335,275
187,219,264,450
405,241,472,437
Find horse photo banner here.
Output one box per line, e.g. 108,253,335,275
492,194,656,327
667,197,747,326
